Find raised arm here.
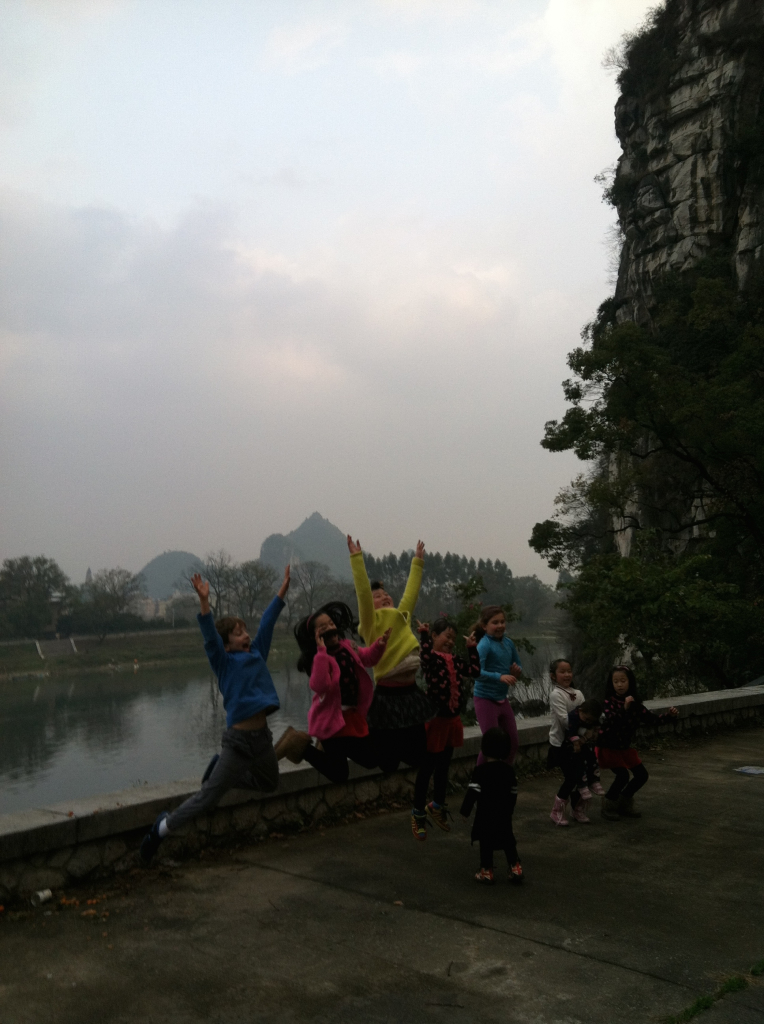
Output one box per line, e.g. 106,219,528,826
252,567,289,658
192,574,227,677
398,544,425,616
348,536,375,642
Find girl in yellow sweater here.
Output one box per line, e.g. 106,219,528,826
348,535,435,840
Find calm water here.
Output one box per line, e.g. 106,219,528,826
0,659,312,815
0,639,562,815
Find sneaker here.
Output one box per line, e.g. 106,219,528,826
509,861,524,884
201,753,219,785
411,812,427,841
577,786,592,800
601,797,621,822
550,796,569,826
590,781,605,796
140,812,168,866
572,800,591,823
475,868,495,884
427,802,451,832
618,797,642,818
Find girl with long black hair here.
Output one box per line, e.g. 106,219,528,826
598,665,678,821
276,602,390,784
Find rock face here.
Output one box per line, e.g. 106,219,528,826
612,0,764,322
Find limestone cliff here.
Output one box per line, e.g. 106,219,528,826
611,0,764,322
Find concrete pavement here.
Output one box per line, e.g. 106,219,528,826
1,728,763,1023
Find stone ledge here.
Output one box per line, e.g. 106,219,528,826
1,684,763,893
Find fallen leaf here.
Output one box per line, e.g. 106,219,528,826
80,909,97,918
393,901,403,906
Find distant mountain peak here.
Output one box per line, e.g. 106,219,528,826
259,513,350,580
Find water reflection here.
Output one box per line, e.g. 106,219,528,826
0,658,312,815
0,641,564,815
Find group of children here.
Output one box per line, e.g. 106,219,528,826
140,536,678,885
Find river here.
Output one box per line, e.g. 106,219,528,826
0,639,562,815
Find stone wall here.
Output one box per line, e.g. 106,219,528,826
1,685,763,900
611,0,764,322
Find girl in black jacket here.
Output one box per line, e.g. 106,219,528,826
460,728,522,885
598,665,678,820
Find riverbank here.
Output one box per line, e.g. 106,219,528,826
0,629,301,679
1,728,763,1024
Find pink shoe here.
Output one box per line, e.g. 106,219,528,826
572,799,591,823
578,786,592,800
590,781,605,796
550,796,569,826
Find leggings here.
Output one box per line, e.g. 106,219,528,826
302,735,379,784
547,744,583,807
372,723,427,775
606,763,649,802
413,746,453,811
474,697,518,764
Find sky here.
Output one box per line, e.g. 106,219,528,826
0,0,654,585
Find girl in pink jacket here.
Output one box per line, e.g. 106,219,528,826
276,602,390,783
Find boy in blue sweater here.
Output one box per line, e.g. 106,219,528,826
140,566,290,865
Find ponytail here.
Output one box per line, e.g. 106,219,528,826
470,604,505,642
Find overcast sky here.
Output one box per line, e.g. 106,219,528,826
0,0,653,584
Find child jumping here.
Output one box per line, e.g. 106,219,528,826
139,567,290,865
598,665,678,821
277,602,391,782
347,534,435,841
413,618,481,834
460,727,522,885
547,658,589,826
473,605,521,764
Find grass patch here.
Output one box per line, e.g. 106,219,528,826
751,958,764,977
662,976,749,1024
0,627,300,677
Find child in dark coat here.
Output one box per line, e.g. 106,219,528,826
460,728,522,885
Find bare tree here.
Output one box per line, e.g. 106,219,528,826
231,560,279,624
291,561,334,616
201,550,235,618
87,568,146,640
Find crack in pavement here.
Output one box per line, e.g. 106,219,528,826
245,858,698,994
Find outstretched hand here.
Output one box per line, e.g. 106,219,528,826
416,619,429,634
464,631,478,648
347,535,362,556
500,674,517,686
191,574,211,614
377,627,393,650
624,695,635,708
669,706,678,716
415,539,425,560
510,661,522,678
277,565,291,600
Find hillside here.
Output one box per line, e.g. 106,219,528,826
259,512,350,580
138,550,204,599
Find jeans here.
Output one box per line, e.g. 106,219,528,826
167,725,278,832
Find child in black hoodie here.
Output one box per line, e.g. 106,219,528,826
460,728,522,885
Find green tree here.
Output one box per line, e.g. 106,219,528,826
530,259,764,692
0,556,71,638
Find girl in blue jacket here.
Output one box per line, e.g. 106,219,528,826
472,605,521,764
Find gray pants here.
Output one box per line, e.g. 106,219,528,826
167,725,279,833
